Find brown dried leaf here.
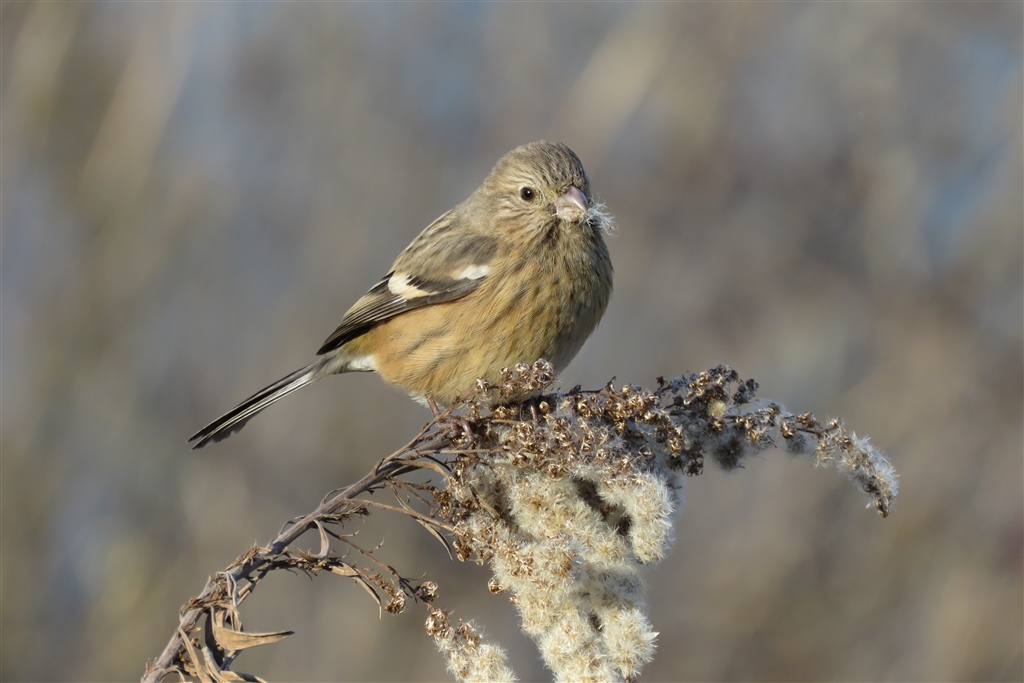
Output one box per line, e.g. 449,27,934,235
355,575,384,617
210,620,293,651
327,562,358,577
216,670,268,683
326,562,383,615
201,643,232,683
399,458,450,477
414,517,453,560
177,628,214,683
314,521,331,559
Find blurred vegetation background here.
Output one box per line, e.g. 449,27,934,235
2,3,1021,681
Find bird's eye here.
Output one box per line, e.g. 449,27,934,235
519,187,536,202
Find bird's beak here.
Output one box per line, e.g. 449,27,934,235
553,185,589,223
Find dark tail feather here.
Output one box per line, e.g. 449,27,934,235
188,361,323,449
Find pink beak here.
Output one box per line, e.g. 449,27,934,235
553,186,589,222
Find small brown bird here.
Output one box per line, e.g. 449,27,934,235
189,141,613,449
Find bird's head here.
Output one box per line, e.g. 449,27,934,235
479,141,609,237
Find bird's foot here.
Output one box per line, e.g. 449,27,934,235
449,416,476,447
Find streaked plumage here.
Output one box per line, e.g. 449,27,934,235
189,141,613,449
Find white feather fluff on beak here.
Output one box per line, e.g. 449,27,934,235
553,185,589,223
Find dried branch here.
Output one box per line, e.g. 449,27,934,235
144,362,898,683
142,422,459,683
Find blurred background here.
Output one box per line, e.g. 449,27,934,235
2,2,1021,681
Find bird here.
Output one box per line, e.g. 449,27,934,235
189,141,613,449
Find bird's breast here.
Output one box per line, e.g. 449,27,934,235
350,230,611,405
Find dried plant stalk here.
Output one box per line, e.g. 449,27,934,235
144,362,897,683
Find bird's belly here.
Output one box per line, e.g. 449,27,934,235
360,277,597,405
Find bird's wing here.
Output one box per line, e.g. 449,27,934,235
317,209,499,354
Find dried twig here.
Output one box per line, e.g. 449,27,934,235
142,423,458,683
144,362,897,683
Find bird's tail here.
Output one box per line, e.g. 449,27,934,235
188,360,327,449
